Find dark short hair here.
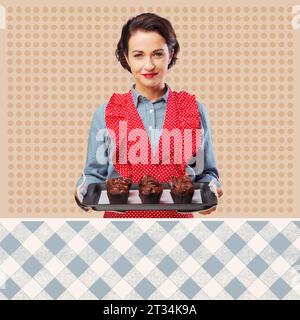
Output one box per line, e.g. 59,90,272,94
115,13,180,73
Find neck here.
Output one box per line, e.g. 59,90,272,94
135,82,166,101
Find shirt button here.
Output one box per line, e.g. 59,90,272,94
149,126,152,130
150,109,153,113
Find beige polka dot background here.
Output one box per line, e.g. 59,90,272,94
0,0,299,217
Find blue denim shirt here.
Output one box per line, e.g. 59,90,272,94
76,83,221,198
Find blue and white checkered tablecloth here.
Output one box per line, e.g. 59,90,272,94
0,219,299,299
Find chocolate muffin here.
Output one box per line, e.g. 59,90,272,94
169,175,194,204
139,174,163,204
106,177,132,204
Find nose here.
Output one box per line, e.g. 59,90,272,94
144,57,155,70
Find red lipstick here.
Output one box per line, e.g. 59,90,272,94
143,73,157,79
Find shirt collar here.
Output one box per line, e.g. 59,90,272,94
131,83,169,107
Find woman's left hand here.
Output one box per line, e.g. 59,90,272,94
216,188,223,198
209,179,223,199
197,187,223,215
197,205,217,215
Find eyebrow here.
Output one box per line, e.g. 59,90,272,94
132,49,164,53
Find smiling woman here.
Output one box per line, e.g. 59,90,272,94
75,12,222,218
124,31,172,99
115,13,180,100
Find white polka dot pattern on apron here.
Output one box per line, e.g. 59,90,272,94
104,87,201,218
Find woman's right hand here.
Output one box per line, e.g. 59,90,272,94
74,189,91,212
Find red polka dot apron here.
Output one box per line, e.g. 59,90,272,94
104,87,201,218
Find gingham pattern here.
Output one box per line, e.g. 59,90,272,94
0,220,299,300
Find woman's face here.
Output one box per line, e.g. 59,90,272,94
125,30,173,90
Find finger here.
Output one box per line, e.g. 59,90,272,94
75,195,91,212
198,209,211,215
208,181,219,198
198,206,216,215
200,210,211,215
217,189,223,198
78,203,90,212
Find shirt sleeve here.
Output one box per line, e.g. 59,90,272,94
186,100,222,189
75,101,110,200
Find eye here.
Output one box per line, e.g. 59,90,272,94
133,52,164,58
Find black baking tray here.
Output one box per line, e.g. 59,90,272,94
82,181,217,212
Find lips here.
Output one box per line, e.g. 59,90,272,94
143,73,158,78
